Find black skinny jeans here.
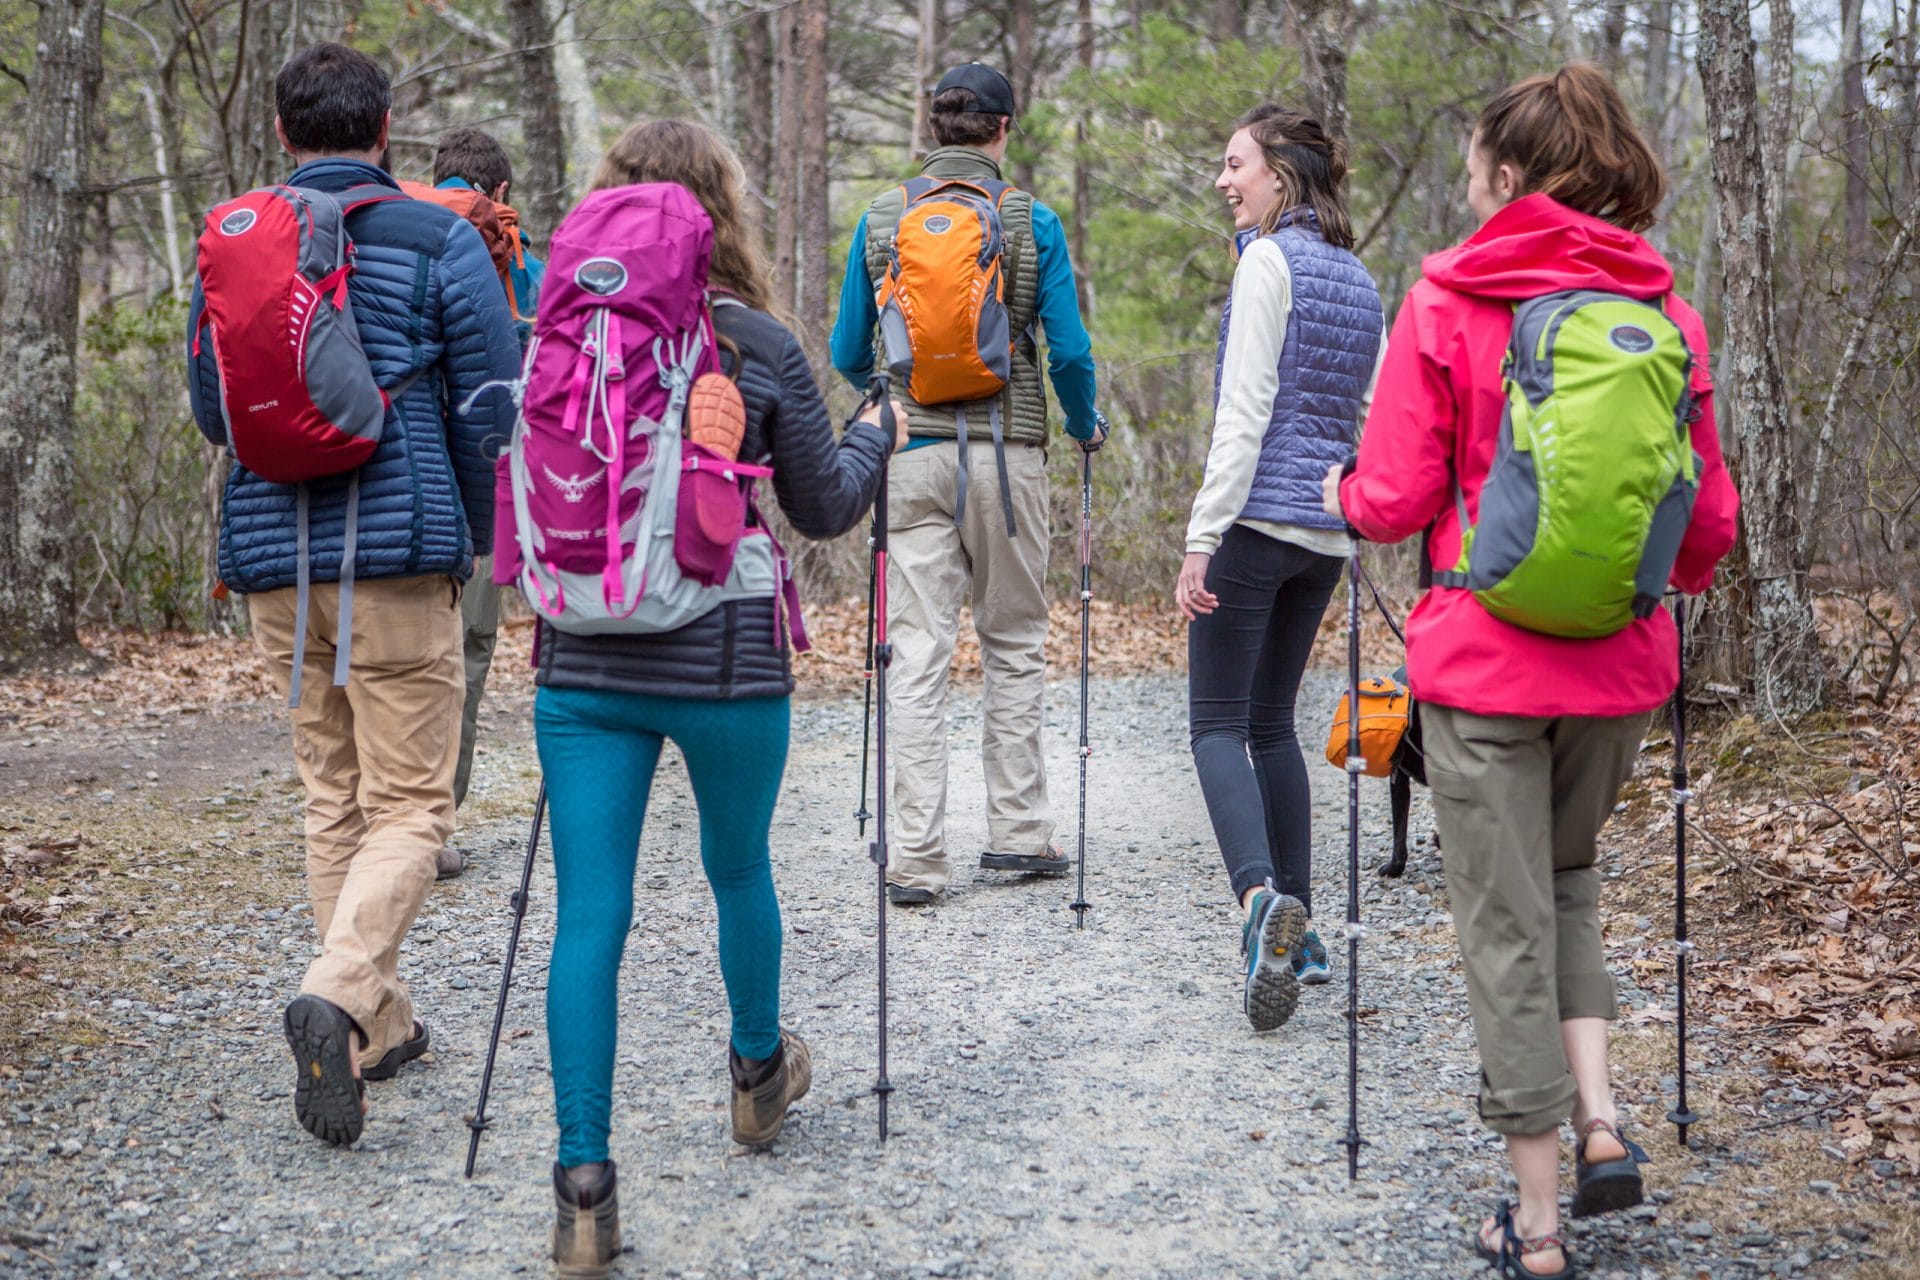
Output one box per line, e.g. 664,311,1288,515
1187,524,1345,913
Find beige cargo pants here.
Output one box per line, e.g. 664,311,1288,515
1421,703,1650,1135
249,574,463,1068
885,440,1054,893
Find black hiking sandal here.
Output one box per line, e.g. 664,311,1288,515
887,883,941,906
979,844,1070,875
551,1159,620,1280
283,995,365,1147
1475,1200,1575,1279
1570,1118,1649,1219
361,1019,430,1082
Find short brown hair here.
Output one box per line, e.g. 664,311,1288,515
1474,64,1667,233
589,119,775,313
433,126,513,196
1234,104,1355,250
929,88,1007,149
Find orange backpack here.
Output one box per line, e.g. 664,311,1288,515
397,180,519,315
875,176,1015,407
1325,674,1412,778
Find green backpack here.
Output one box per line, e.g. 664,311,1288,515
1437,289,1701,638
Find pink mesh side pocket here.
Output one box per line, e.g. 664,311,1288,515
675,443,772,587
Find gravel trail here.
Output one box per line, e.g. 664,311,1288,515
0,673,1893,1278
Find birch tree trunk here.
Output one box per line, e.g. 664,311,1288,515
1766,0,1796,230
0,0,107,671
550,0,601,200
1696,0,1827,714
1841,0,1870,289
1011,0,1037,190
507,0,569,242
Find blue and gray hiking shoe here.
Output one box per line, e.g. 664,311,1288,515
1241,889,1308,1032
1293,929,1331,985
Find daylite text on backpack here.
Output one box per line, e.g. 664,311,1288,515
1438,289,1701,638
492,183,806,647
193,182,415,707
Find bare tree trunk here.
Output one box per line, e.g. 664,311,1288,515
1697,0,1827,714
1295,0,1351,144
1599,0,1629,75
737,4,775,220
1841,0,1871,289
1212,0,1248,43
797,0,830,360
1011,0,1037,190
1644,0,1673,134
1766,0,1796,230
507,0,568,243
0,0,106,671
773,4,802,317
911,0,945,162
1073,0,1095,322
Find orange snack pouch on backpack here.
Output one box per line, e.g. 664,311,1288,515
1325,675,1411,778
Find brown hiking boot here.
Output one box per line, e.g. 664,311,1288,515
550,1160,619,1279
729,1030,812,1146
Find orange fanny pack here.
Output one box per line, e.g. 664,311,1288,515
1325,674,1412,778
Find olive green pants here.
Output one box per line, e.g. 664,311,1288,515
454,556,501,809
1421,704,1650,1136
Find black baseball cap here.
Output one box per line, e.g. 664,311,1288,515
933,63,1016,117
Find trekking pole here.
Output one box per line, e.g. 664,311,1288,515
855,527,878,836
867,379,897,1142
1336,539,1369,1182
465,780,547,1178
1668,595,1700,1148
1069,447,1095,928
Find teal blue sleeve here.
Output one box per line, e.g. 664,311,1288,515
829,218,877,390
1029,201,1098,439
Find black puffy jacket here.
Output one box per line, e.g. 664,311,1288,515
535,301,891,699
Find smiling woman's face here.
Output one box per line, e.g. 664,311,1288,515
1217,127,1280,233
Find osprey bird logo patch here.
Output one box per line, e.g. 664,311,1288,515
543,464,607,504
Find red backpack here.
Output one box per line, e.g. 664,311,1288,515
193,182,415,705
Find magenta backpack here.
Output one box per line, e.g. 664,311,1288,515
491,183,806,646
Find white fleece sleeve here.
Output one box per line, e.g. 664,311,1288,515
1184,238,1291,555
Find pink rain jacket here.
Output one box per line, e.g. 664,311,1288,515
1339,193,1739,718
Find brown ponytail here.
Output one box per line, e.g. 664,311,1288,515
1474,64,1667,233
1234,103,1356,249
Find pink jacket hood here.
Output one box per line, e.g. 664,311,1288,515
1421,193,1674,302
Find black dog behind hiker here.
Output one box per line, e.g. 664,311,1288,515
1382,663,1430,878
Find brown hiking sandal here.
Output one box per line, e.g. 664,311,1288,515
729,1030,812,1146
550,1160,620,1279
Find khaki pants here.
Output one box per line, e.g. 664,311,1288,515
249,574,463,1067
455,555,501,809
1422,704,1649,1135
886,440,1053,892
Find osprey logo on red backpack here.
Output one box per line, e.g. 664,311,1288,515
193,183,408,485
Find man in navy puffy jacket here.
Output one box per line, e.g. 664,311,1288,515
185,42,518,1147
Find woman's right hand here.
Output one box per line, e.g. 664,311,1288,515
1175,551,1217,620
856,395,912,452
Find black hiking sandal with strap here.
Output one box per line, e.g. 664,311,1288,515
1570,1118,1650,1219
979,844,1070,875
1475,1200,1575,1279
283,994,364,1147
361,1019,430,1082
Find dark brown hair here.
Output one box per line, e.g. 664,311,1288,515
589,119,775,313
433,126,513,196
1474,64,1667,232
929,88,1008,149
1234,104,1354,249
275,43,389,154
